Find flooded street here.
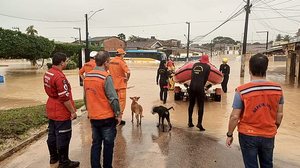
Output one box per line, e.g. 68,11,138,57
0,56,300,167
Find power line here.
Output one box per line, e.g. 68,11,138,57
260,0,300,24
0,13,84,23
252,12,295,34
192,7,245,42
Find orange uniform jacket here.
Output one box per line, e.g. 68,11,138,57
84,70,115,120
108,57,129,90
236,81,283,138
44,67,75,121
79,59,96,76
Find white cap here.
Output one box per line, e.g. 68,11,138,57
90,51,98,58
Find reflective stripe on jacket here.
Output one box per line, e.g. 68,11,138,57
236,81,283,138
84,70,114,120
44,67,74,121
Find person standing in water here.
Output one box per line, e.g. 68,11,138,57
156,60,170,104
219,57,230,93
226,53,284,168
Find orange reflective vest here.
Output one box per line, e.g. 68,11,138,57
79,59,96,76
84,70,114,120
108,57,129,90
236,81,283,138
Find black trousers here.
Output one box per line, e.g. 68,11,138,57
159,82,168,103
188,89,205,125
221,75,229,93
47,119,72,162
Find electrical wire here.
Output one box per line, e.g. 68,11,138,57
0,13,84,23
191,7,245,42
260,0,300,24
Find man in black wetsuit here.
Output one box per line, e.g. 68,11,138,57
219,57,230,93
188,55,211,131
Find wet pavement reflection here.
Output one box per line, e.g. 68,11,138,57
0,57,300,167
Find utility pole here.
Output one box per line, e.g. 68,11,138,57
85,13,90,63
257,31,269,50
186,22,190,62
240,0,252,77
73,27,81,44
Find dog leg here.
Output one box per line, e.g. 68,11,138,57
136,114,139,126
166,116,172,131
157,116,160,127
139,114,142,125
131,112,134,123
162,117,165,132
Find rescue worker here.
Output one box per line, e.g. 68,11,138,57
166,57,175,90
156,60,170,104
79,51,97,110
109,48,130,125
84,51,121,168
43,52,80,168
226,53,284,168
188,55,211,131
79,51,97,80
219,57,230,93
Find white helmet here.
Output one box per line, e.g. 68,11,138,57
90,51,98,58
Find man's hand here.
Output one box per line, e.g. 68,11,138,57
71,112,77,120
116,116,122,126
226,137,233,147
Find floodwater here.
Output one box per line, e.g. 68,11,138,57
0,56,299,167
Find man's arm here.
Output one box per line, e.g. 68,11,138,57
104,76,121,117
64,100,77,119
125,71,131,82
276,104,283,128
226,108,242,147
226,91,243,147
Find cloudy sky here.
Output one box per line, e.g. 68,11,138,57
1,0,300,44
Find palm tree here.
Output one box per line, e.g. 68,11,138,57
117,33,126,41
26,25,38,36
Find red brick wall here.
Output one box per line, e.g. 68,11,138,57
103,37,126,51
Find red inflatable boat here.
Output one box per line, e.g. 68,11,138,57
174,61,223,85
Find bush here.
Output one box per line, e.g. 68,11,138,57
66,60,77,70
0,99,84,141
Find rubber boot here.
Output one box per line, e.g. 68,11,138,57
47,143,58,164
58,146,80,168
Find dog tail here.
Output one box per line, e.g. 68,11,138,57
167,106,174,111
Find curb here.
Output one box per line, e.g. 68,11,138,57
0,106,86,162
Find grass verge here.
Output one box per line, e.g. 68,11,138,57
0,99,84,151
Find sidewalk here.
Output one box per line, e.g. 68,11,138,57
0,111,246,168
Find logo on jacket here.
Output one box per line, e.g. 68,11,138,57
193,65,203,75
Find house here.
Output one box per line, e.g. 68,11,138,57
84,36,126,51
126,36,163,50
159,39,181,48
281,39,300,85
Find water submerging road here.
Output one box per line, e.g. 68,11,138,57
0,57,299,167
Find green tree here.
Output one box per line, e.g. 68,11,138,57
117,33,126,41
0,28,54,66
26,25,38,36
276,34,282,41
283,35,290,42
212,36,236,45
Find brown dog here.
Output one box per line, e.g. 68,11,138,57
130,96,143,126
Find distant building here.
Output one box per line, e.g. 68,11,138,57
82,36,126,51
126,39,163,50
